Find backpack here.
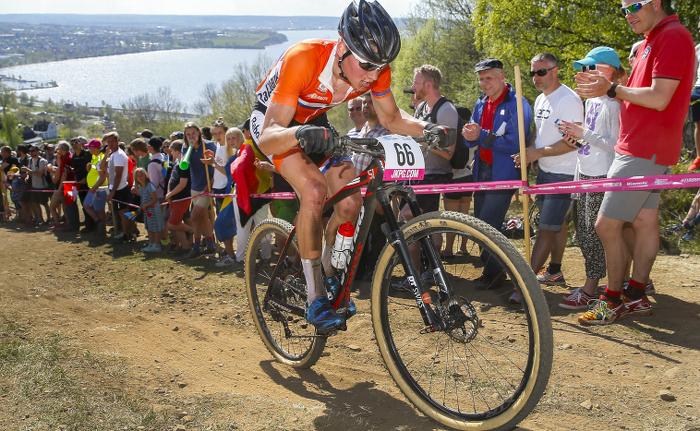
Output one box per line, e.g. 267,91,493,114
417,97,472,170
148,157,171,194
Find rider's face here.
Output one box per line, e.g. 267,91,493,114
342,46,382,92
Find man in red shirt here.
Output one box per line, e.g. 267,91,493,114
575,0,695,325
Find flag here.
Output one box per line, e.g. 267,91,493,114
231,144,271,226
214,154,237,242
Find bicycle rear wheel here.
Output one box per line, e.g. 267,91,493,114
245,218,326,369
371,211,552,430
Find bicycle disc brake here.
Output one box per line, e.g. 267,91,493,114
440,296,480,343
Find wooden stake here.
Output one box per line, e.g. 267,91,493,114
514,65,532,266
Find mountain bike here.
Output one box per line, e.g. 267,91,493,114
244,133,553,430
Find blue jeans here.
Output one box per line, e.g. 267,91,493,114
473,162,516,276
535,169,573,232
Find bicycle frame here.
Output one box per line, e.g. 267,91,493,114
262,148,456,333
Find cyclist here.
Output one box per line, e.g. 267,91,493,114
250,0,456,332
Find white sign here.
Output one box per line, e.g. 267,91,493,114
377,135,425,181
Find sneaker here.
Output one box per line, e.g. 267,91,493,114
688,157,700,172
559,287,595,310
623,294,653,316
306,296,345,332
682,230,697,241
114,232,124,240
578,298,628,325
666,223,685,232
509,291,521,304
536,269,566,286
347,298,357,318
59,215,66,224
474,273,507,291
161,237,171,246
391,278,413,292
167,244,182,255
215,255,237,268
49,223,67,231
141,244,154,252
184,248,201,260
201,247,217,255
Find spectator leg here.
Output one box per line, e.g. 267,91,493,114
629,208,659,285
595,214,629,292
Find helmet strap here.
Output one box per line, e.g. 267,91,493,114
338,49,352,83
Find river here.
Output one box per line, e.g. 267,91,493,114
0,29,336,108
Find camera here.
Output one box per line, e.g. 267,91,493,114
581,64,597,72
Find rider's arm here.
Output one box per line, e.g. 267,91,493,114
373,93,455,158
257,102,301,156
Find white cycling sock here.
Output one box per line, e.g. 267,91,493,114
301,257,324,304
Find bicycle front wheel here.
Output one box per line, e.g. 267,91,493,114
245,218,326,369
371,211,552,430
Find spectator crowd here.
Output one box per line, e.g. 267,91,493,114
1,0,699,329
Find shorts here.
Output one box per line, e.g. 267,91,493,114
31,187,49,205
112,186,133,212
168,200,190,225
84,189,107,212
51,188,64,203
273,198,300,224
443,174,474,200
190,189,211,209
535,169,574,232
691,86,700,123
408,172,453,213
599,153,669,222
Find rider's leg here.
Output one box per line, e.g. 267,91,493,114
278,151,329,304
322,160,362,275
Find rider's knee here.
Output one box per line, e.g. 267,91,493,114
300,179,328,209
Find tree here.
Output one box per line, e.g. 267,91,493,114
0,84,17,115
208,53,273,128
117,87,187,139
0,113,21,148
472,0,700,101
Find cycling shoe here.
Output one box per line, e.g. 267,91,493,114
306,296,346,332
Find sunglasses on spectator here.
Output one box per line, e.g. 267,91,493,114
348,106,362,112
529,66,556,77
620,0,652,17
349,50,387,72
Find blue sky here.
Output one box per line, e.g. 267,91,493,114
0,0,415,17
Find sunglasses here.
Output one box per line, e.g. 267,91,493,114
529,66,556,77
620,0,652,17
348,106,362,112
349,50,387,72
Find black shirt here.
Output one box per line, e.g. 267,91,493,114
169,165,191,201
1,155,20,174
71,149,91,183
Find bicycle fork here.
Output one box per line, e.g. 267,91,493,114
377,185,451,332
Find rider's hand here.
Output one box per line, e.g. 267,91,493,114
295,125,339,153
424,123,457,148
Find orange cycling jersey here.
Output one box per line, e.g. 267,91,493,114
255,39,393,125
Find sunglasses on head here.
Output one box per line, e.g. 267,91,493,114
349,50,387,72
529,66,556,77
620,0,653,17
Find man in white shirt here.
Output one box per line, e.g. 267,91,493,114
104,131,135,243
517,52,584,299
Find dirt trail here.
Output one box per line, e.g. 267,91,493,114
1,224,699,430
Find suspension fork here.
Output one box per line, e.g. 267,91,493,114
376,185,446,331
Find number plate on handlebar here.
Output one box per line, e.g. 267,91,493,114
378,135,425,181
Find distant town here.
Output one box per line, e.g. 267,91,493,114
0,22,288,68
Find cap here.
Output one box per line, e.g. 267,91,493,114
9,166,19,173
238,118,250,131
86,139,101,148
76,136,88,144
171,131,184,139
573,46,621,69
474,58,504,72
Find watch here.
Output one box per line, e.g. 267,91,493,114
607,83,618,98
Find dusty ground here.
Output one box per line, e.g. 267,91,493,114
0,220,699,431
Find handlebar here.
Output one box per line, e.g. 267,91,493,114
336,130,451,158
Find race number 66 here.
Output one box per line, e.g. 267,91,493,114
393,143,416,166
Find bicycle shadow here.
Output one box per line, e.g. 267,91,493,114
542,289,700,356
257,359,441,431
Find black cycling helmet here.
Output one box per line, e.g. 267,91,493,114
338,0,401,65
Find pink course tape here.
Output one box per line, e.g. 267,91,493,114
9,173,700,204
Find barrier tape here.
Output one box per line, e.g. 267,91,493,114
6,172,700,204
